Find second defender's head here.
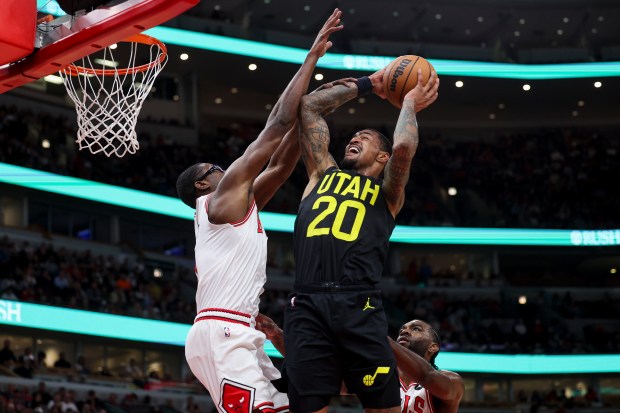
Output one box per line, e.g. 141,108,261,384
176,162,225,208
341,129,391,175
397,319,441,369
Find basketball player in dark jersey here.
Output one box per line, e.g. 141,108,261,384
283,69,439,413
258,315,464,413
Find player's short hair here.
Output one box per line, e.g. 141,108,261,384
369,129,392,155
176,163,204,208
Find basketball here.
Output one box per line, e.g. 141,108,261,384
382,55,435,108
362,374,374,386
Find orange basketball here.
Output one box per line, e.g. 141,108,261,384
382,55,435,108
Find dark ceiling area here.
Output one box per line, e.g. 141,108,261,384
150,0,620,127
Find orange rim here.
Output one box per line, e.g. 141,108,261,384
62,33,167,77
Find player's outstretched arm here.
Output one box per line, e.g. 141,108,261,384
208,9,343,223
253,123,300,211
382,70,439,217
298,83,357,198
389,337,463,409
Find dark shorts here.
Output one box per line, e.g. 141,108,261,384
283,286,400,413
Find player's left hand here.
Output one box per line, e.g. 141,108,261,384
310,8,344,58
404,69,440,112
368,68,387,100
256,313,283,341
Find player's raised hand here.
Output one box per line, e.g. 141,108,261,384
368,68,387,100
309,8,344,58
404,69,440,112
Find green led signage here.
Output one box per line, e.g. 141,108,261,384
2,299,620,374
1,162,619,247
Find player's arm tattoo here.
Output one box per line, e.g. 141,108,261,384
299,84,357,174
383,99,419,209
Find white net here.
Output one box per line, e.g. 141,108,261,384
59,35,167,157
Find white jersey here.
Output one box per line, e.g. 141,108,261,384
187,195,287,413
400,379,436,413
194,194,267,319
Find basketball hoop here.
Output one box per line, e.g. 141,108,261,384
59,33,167,157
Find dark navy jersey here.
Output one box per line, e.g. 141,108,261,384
294,167,395,285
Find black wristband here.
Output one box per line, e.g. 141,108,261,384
354,76,373,96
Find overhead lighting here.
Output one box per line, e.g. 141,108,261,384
577,100,584,107
286,17,293,23
498,103,506,109
435,13,442,20
304,5,310,11
519,18,526,24
231,87,239,94
213,5,221,11
563,17,569,23
393,11,399,17
358,97,366,104
592,28,598,34
94,58,118,68
248,63,257,71
180,53,189,60
514,30,520,37
448,187,457,196
523,84,531,91
477,16,484,23
594,81,602,88
214,97,223,104
173,94,179,102
455,80,464,88
265,104,273,110
518,295,527,305
349,8,355,14
598,16,604,22
572,110,578,117
557,29,564,35
348,108,356,114
314,73,324,81
109,43,118,50
489,113,496,120
153,268,163,278
43,74,64,85
611,268,617,274
41,139,51,149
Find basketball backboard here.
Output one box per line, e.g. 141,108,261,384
0,0,199,93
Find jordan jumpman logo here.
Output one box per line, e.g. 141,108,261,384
363,297,375,311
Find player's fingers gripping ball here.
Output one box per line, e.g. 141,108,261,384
382,55,435,108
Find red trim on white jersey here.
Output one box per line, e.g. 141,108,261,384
426,389,436,413
204,195,256,228
194,308,252,326
231,201,256,227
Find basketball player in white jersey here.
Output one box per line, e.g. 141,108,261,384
391,319,463,413
256,315,463,413
175,10,344,413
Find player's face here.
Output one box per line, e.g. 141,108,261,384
341,129,382,170
397,320,433,357
197,163,225,195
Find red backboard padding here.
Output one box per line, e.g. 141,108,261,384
0,0,199,94
0,0,36,66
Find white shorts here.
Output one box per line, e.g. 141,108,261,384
186,311,288,413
